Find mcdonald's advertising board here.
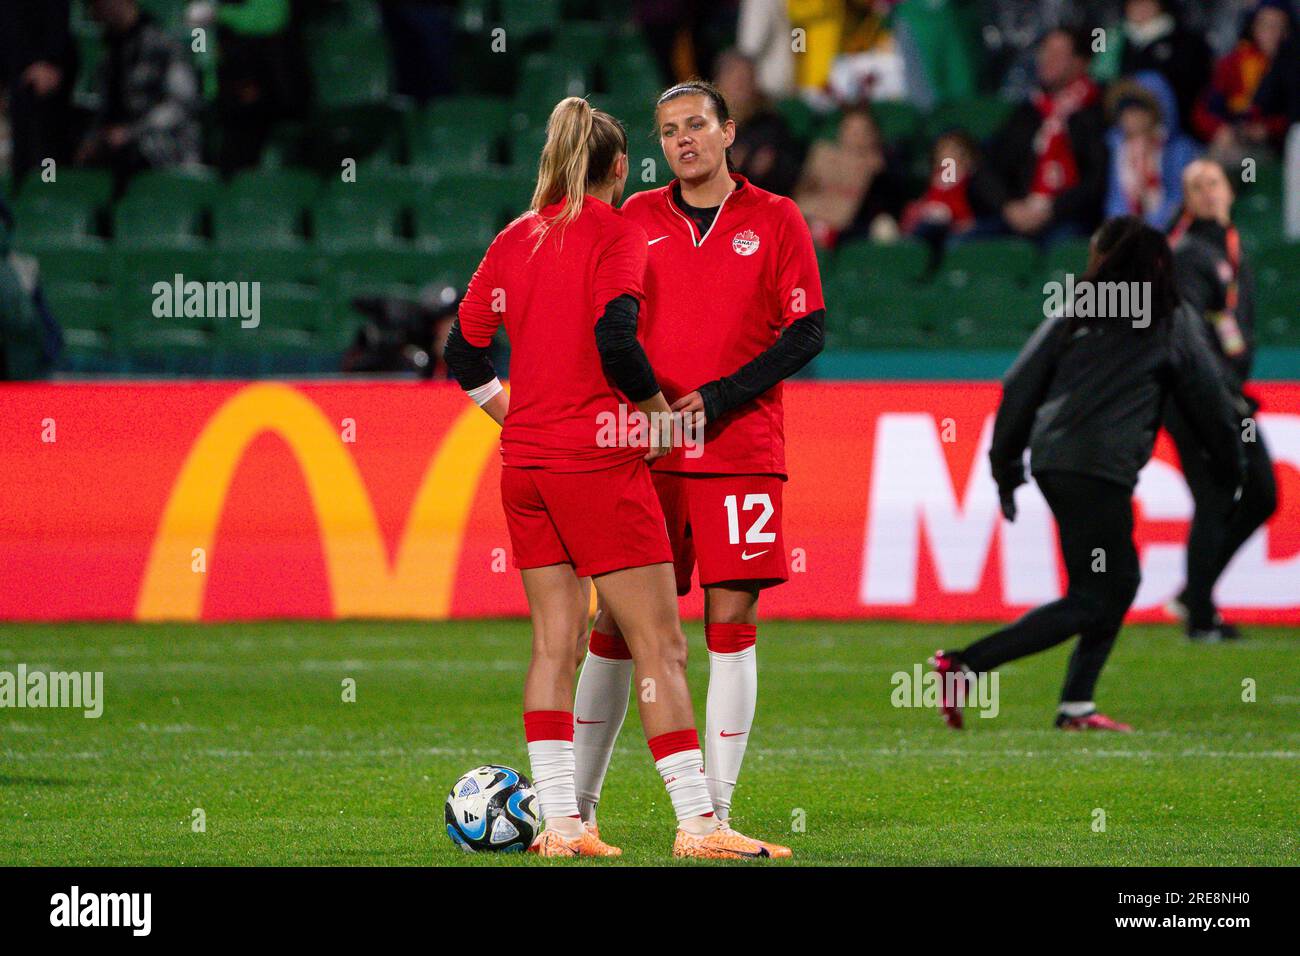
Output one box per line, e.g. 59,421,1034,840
1,380,1296,623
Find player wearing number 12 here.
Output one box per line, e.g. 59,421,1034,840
574,80,826,856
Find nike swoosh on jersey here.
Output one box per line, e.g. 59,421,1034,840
648,236,669,245
740,550,769,560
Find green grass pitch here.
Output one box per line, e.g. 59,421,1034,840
1,620,1296,866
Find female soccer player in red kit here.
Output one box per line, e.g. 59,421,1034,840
444,96,775,859
574,81,825,857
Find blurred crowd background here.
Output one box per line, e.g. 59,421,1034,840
0,0,1296,378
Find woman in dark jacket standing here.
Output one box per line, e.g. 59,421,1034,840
931,216,1246,732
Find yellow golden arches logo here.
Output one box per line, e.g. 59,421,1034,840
135,383,501,620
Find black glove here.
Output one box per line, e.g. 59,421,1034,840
999,486,1018,523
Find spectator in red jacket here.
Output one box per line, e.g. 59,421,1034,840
902,130,978,244
1193,0,1294,165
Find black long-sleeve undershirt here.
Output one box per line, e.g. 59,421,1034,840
697,308,825,423
443,318,497,391
594,293,659,402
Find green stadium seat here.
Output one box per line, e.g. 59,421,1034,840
327,247,439,294
213,198,306,249
115,248,226,314
226,168,323,211
1043,238,1092,285
413,201,497,253
221,247,329,287
433,169,535,222
1254,244,1300,346
113,197,205,247
925,96,1015,144
425,96,513,138
945,281,1046,348
834,239,931,286
43,281,122,368
407,117,498,172
15,168,114,208
941,237,1041,287
137,0,187,28
312,186,404,249
776,98,820,145
117,284,217,375
214,284,325,354
121,167,223,211
308,27,391,109
824,275,938,349
22,241,114,285
549,20,611,67
315,0,381,28
11,197,98,247
605,51,663,103
500,0,562,38
868,101,923,145
512,55,592,126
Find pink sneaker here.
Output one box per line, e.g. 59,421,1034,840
929,650,966,730
1056,712,1133,732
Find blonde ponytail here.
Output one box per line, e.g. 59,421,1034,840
529,96,628,253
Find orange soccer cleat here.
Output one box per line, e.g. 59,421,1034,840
672,826,773,860
720,820,792,859
528,826,622,858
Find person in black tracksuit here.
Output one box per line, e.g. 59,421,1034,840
932,216,1246,732
1164,159,1278,641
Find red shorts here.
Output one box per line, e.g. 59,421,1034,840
651,472,788,596
501,459,672,578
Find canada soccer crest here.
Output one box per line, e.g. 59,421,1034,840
732,230,760,256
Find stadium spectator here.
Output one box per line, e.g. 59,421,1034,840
1165,159,1277,642
378,0,457,103
75,0,202,181
825,0,908,105
968,28,1108,244
186,0,312,172
736,0,795,98
1253,21,1300,125
901,129,978,243
0,0,78,188
714,49,802,196
983,0,1114,101
634,0,734,86
1103,72,1200,228
0,199,61,380
794,105,903,247
1193,0,1294,166
1115,0,1212,135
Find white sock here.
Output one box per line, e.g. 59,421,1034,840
654,746,715,824
573,640,634,824
704,626,758,821
1059,700,1096,718
523,711,583,839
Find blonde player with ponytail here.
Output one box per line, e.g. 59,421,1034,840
444,98,776,859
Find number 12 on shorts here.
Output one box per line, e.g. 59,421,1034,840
723,494,776,545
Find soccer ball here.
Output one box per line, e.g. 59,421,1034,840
444,765,539,853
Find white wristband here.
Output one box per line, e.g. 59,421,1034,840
466,377,503,407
